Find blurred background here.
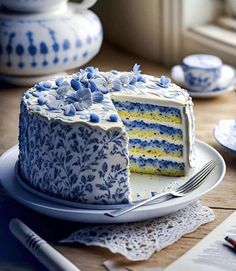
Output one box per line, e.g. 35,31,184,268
92,0,236,67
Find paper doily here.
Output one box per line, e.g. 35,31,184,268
60,201,215,261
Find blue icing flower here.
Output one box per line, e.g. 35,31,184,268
93,74,116,93
84,66,99,79
32,91,44,97
129,76,137,85
38,96,47,105
64,104,76,116
57,80,70,96
119,74,130,85
132,63,141,74
107,64,145,92
92,91,104,103
71,79,81,91
88,79,98,92
157,75,171,88
24,92,30,99
72,67,100,88
135,74,146,83
55,77,64,87
111,79,122,91
90,113,100,123
47,100,63,111
35,81,52,91
109,114,119,122
72,71,89,88
69,88,93,111
95,73,133,93
146,75,171,90
131,63,146,84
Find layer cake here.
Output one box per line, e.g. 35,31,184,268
19,65,196,204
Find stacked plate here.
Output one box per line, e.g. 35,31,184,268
214,120,236,153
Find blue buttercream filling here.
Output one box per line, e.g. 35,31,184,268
112,101,181,118
129,139,183,154
130,155,185,170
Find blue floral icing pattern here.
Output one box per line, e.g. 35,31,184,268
19,102,131,205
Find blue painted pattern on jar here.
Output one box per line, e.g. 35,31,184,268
0,4,103,76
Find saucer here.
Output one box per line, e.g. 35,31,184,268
171,64,236,98
214,119,236,153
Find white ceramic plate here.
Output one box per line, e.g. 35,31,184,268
214,119,236,153
171,64,236,98
14,160,193,211
0,141,225,224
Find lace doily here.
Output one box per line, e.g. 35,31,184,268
60,201,215,261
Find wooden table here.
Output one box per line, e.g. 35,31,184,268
0,44,236,271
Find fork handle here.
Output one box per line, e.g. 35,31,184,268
104,191,174,218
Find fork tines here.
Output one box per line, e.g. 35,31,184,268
177,160,217,194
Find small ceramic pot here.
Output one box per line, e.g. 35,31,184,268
0,2,103,77
182,54,222,91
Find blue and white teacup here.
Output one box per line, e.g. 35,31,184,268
182,54,223,91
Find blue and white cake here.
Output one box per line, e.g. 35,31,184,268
19,65,196,205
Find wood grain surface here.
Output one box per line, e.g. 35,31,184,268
0,43,235,271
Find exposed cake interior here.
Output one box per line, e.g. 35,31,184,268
111,93,193,177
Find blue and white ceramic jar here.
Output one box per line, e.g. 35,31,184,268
0,1,103,84
182,54,222,91
2,0,68,13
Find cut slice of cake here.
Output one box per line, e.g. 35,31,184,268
18,65,195,205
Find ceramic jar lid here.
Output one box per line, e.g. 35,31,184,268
1,0,97,13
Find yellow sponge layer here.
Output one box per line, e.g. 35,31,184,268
117,111,182,124
130,164,185,177
129,148,181,158
127,129,182,142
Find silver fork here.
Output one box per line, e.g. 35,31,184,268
105,160,217,218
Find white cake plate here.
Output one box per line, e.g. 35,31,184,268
171,64,236,98
214,119,236,153
0,140,225,224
